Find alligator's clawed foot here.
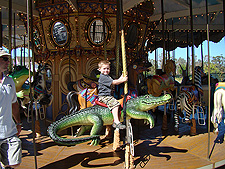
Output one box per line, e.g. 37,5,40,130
90,136,100,146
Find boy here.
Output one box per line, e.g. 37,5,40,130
98,60,128,129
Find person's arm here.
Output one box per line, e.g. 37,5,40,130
12,101,22,136
112,73,128,85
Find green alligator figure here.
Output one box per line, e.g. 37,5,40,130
9,66,31,93
48,94,171,146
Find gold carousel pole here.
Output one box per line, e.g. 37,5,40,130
119,0,134,168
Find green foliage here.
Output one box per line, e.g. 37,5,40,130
203,55,225,81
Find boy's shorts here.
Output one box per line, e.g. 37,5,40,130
98,96,120,110
0,135,22,166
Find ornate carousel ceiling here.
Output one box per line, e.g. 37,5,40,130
1,0,224,52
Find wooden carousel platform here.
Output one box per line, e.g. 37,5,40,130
17,110,225,169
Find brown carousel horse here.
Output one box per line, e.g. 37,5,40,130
67,74,98,92
127,59,152,95
147,59,176,97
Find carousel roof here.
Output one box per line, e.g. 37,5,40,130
0,0,224,51
145,0,225,51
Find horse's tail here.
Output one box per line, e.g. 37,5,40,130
66,91,80,113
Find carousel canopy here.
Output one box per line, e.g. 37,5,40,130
0,0,224,52
145,0,225,51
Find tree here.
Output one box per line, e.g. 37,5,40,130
204,55,225,81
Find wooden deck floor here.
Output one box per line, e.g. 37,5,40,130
17,111,225,169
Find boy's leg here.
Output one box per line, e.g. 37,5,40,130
112,106,120,124
112,106,126,129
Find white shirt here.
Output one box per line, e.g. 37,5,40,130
0,73,18,139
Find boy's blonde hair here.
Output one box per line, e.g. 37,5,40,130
98,60,110,68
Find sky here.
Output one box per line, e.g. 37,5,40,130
149,36,225,62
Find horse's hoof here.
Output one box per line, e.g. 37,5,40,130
174,125,179,132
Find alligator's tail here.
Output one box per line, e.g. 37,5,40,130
47,115,99,146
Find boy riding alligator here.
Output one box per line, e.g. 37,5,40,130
48,94,171,146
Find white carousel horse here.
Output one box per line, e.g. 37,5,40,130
211,82,225,133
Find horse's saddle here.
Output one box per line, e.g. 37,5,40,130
215,82,225,91
181,86,201,104
152,74,175,89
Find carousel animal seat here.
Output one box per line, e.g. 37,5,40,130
152,74,175,89
95,95,132,108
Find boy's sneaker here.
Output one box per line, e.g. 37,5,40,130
112,122,126,130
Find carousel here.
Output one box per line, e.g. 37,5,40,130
1,0,225,168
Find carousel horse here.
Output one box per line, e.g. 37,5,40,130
147,59,176,97
174,66,205,132
211,82,225,133
9,66,31,112
180,64,218,85
128,59,152,95
11,64,53,121
67,74,98,92
180,64,191,85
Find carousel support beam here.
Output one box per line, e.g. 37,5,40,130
14,12,16,66
27,0,38,168
0,7,2,47
190,0,195,83
172,18,175,60
102,0,107,60
189,0,197,136
116,0,120,78
113,0,120,146
161,0,166,71
161,0,168,131
20,47,22,65
8,0,12,71
155,39,158,74
24,35,25,66
223,0,225,37
206,0,212,160
119,0,134,168
186,25,189,76
201,32,204,67
113,0,122,152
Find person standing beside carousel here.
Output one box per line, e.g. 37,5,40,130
0,48,22,169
